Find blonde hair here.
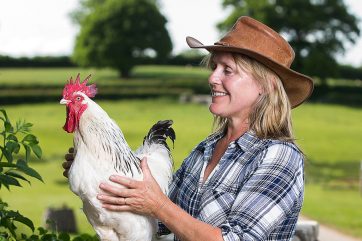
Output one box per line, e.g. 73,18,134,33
203,52,294,141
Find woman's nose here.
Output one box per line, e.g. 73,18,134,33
208,70,221,85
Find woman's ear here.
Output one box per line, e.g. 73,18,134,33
257,84,263,96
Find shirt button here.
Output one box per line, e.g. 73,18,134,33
230,143,236,148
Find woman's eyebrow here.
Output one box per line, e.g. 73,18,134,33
213,58,233,67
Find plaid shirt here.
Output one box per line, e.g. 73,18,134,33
158,131,304,241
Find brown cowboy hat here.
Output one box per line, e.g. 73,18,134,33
186,16,314,108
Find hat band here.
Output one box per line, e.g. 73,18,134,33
214,41,231,47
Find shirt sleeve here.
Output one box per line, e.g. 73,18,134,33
220,143,304,241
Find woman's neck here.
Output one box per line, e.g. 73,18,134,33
223,118,249,143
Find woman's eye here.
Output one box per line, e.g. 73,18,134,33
224,68,232,74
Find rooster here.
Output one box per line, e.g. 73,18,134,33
59,74,175,241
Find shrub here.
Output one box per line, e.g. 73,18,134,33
0,109,98,241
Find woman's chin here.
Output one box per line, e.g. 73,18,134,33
209,104,225,116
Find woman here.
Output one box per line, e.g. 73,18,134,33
64,16,313,240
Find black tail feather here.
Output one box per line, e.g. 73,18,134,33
143,120,176,150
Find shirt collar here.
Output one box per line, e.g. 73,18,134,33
235,130,262,151
196,130,262,153
195,131,224,152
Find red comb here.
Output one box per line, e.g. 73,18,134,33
62,73,97,99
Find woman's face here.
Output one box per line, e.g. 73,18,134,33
208,52,261,120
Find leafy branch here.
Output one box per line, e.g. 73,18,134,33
0,109,43,190
0,108,98,240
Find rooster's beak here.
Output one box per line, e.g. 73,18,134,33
60,98,70,105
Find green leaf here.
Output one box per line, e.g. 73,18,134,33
0,200,9,209
29,234,40,240
5,171,30,184
16,160,43,182
23,122,33,128
29,143,42,159
58,232,70,241
23,144,31,162
4,218,17,237
6,142,20,155
0,162,18,168
6,134,18,142
0,147,13,163
4,210,35,232
40,233,57,241
13,213,35,232
1,236,13,241
38,227,48,235
74,234,98,241
0,174,21,188
22,134,38,144
13,144,20,154
4,121,13,133
22,123,33,129
0,109,9,122
17,121,33,134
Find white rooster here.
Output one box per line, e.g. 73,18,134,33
59,74,175,241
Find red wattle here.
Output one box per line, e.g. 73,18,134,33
63,104,87,133
63,106,77,133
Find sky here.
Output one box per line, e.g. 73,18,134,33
0,0,362,66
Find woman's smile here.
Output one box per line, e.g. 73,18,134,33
211,90,229,97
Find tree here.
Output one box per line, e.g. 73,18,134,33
218,0,360,83
72,0,172,78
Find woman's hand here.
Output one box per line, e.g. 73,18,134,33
99,158,224,241
62,147,74,178
97,158,169,218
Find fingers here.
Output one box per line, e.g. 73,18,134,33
140,157,150,173
140,158,156,182
62,147,74,178
63,170,68,178
62,160,72,169
101,204,133,212
62,161,71,178
99,182,135,197
109,175,140,189
65,152,74,162
97,194,143,214
97,194,127,205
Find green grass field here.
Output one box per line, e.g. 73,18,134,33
1,67,362,237
293,104,362,237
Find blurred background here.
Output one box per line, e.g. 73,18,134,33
0,0,361,240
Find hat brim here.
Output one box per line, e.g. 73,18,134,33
186,36,314,108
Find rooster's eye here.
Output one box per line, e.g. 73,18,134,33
76,96,82,101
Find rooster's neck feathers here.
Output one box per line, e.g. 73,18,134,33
76,101,141,175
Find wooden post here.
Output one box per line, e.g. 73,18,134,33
294,221,319,241
43,206,78,233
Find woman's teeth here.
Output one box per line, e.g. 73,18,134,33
212,91,228,97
